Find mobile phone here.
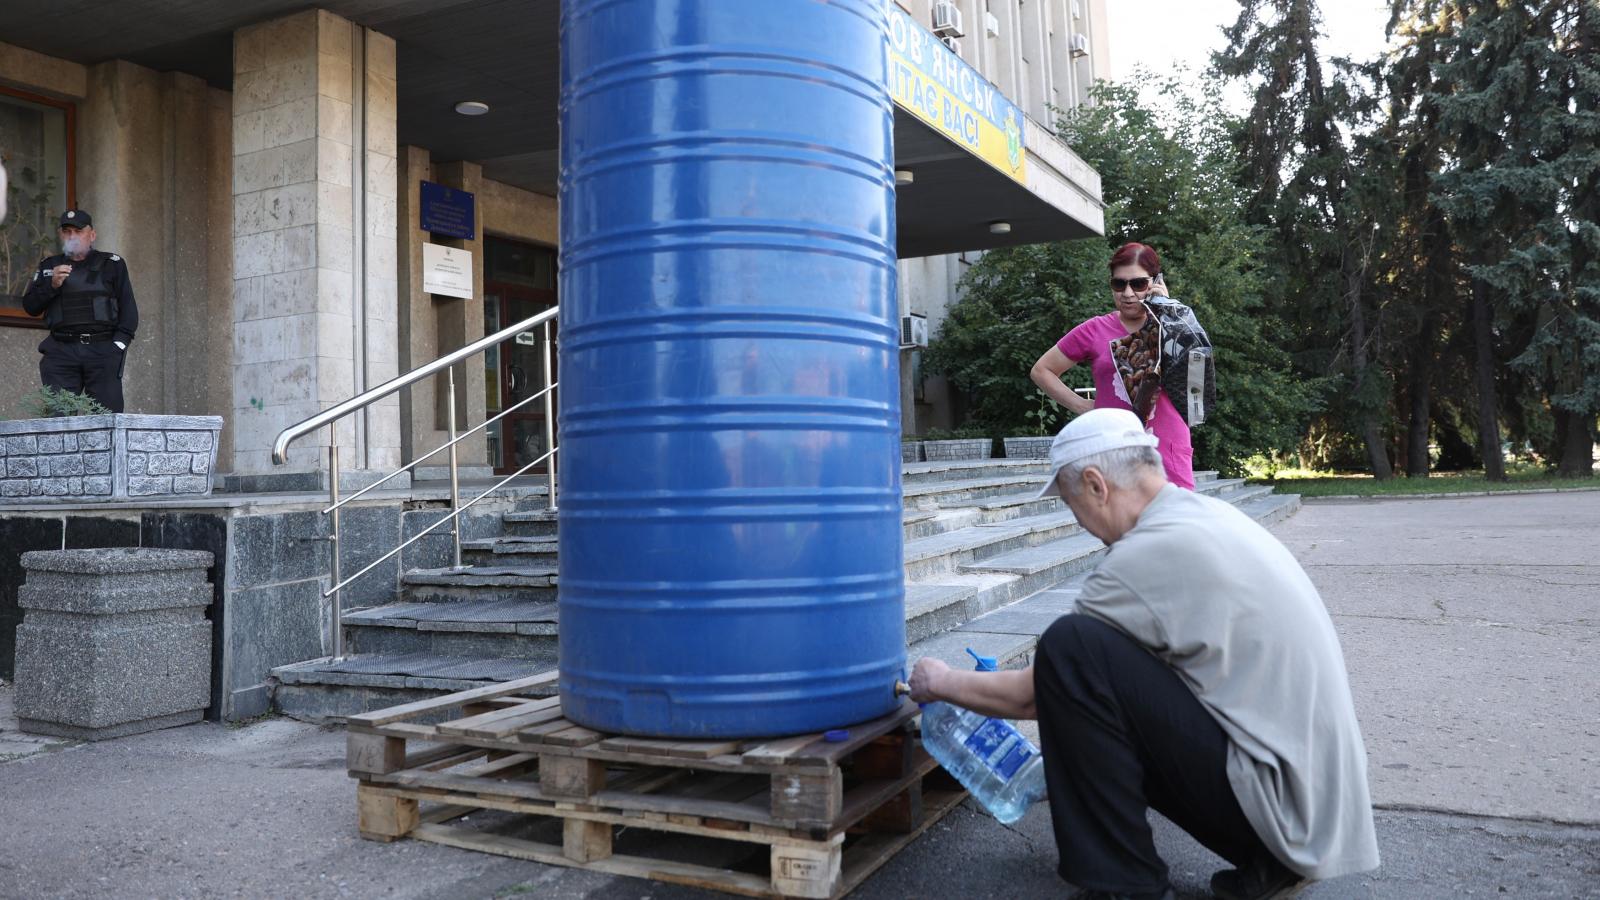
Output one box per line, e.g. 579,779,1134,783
1153,272,1165,285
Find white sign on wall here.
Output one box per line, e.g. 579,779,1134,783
423,242,474,299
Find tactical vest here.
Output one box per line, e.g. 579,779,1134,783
48,252,118,332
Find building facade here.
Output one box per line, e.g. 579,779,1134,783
0,0,1107,467
0,1,1108,716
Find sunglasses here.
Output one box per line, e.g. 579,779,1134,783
1110,277,1153,292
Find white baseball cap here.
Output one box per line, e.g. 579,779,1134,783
1034,408,1160,499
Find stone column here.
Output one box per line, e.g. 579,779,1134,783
360,30,402,473
15,549,213,740
230,10,399,485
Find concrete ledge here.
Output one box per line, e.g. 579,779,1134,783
1303,486,1600,502
15,548,214,740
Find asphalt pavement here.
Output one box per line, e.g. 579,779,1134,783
0,492,1596,899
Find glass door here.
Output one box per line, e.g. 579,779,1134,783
483,237,557,476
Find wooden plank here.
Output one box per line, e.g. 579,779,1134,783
410,823,776,899
858,781,923,834
835,751,941,834
357,721,439,741
770,769,843,827
407,743,481,771
740,732,824,766
782,702,918,769
345,670,560,727
388,768,551,803
597,736,744,760
540,755,606,799
436,696,559,732
539,724,605,748
592,787,775,829
515,717,580,744
347,732,407,776
770,835,844,899
437,698,565,740
603,766,688,797
417,748,489,773
850,732,913,780
562,819,612,863
418,803,475,826
356,783,419,841
460,752,538,778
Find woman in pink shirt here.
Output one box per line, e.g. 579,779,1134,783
1028,242,1196,489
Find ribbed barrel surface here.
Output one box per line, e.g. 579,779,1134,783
557,0,903,737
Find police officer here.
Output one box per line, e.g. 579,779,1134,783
22,209,138,413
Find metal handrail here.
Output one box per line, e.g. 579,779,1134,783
322,381,556,515
273,306,560,661
271,305,558,465
327,443,558,597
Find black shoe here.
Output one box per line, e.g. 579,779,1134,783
1210,857,1307,899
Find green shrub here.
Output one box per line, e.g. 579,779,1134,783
17,386,111,419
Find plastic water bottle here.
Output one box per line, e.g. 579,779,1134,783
919,649,1047,824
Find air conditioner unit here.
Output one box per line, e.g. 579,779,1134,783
984,12,1000,37
941,35,963,58
932,1,965,38
1071,0,1083,20
1069,33,1090,59
900,314,929,349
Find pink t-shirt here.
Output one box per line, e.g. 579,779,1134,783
1058,313,1195,489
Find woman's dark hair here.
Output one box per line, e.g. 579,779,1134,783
1109,242,1161,276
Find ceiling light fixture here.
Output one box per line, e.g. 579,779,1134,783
989,221,1012,235
894,169,915,186
454,100,490,116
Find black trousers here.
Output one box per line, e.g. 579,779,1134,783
1033,614,1273,895
38,337,125,413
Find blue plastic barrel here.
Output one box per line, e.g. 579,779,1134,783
557,0,903,738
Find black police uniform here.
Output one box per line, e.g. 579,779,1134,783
22,214,138,413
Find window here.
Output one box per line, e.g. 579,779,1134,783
0,86,74,328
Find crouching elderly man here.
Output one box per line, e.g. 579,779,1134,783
909,409,1379,900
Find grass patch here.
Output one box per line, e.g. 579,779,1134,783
1250,467,1600,498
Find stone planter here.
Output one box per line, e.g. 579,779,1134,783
901,441,923,463
0,414,222,502
15,548,214,740
1003,436,1054,459
922,438,990,461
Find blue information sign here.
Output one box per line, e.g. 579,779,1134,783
420,180,475,240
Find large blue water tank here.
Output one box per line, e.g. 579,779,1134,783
557,0,903,738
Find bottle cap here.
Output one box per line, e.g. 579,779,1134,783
966,648,998,672
823,729,850,742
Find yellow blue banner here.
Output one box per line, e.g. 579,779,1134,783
886,7,1027,183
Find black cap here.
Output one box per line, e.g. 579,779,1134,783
58,209,92,228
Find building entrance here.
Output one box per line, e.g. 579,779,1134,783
482,237,556,476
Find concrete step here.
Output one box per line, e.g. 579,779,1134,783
903,473,1053,510
903,508,1083,580
343,598,559,661
501,508,558,538
902,458,1051,486
401,565,557,603
272,653,558,722
461,535,559,567
272,475,1296,722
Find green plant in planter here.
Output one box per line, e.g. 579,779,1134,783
1023,392,1065,437
17,386,111,419
920,426,989,442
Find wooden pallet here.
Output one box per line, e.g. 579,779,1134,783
345,671,965,899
